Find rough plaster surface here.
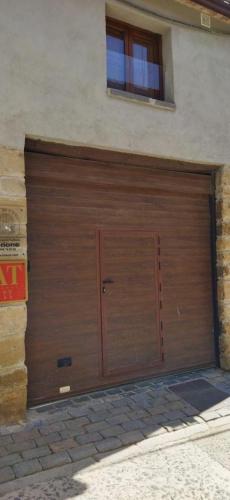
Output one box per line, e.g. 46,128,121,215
0,0,229,164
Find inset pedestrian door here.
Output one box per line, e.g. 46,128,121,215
99,230,163,377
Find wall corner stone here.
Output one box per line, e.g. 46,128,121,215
0,146,27,425
216,165,230,370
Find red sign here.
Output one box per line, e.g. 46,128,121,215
0,261,28,303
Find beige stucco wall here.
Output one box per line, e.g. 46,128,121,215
0,0,229,423
0,0,229,161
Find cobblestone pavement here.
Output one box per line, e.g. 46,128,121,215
2,429,230,499
1,368,230,489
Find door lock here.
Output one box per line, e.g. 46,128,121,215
102,278,114,294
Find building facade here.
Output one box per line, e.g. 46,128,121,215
0,0,230,423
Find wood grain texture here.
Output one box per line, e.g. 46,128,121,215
25,139,219,174
99,230,162,376
25,150,215,405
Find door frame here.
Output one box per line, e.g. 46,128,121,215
25,138,221,403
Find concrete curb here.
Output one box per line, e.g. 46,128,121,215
1,415,230,496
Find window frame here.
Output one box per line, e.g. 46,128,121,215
106,17,164,101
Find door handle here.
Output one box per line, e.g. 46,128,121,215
102,279,114,284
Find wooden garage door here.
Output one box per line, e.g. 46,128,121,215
25,150,215,405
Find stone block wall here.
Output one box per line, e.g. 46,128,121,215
0,147,27,424
216,166,230,370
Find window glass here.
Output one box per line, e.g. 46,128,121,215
132,43,148,89
106,34,125,86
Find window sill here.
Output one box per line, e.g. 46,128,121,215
107,88,176,111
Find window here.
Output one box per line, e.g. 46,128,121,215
106,18,163,100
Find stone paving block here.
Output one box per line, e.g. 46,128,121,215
50,438,77,453
164,419,187,432
111,399,130,410
35,405,54,414
148,398,168,408
148,405,168,416
107,387,123,395
0,424,22,436
68,444,97,462
105,394,123,402
76,432,103,445
22,446,51,460
106,414,130,425
164,410,186,421
101,425,124,438
0,435,13,447
0,466,15,484
183,406,199,417
13,459,42,478
0,453,22,468
142,425,168,438
54,400,73,409
142,414,169,426
110,405,131,416
39,421,66,435
40,451,71,470
120,383,137,392
45,410,71,423
0,447,6,457
35,432,62,446
127,409,150,419
167,401,187,411
119,430,144,445
68,407,91,418
11,429,40,442
165,391,181,402
65,417,90,431
6,440,36,454
185,416,204,426
89,401,113,412
72,395,91,403
90,390,107,399
122,419,146,432
96,437,122,453
131,396,153,409
59,428,85,440
88,410,111,423
85,421,109,433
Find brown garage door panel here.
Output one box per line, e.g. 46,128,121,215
99,230,162,376
25,151,215,405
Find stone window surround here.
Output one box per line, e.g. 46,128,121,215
0,145,228,425
107,87,176,110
